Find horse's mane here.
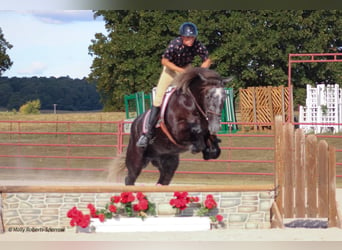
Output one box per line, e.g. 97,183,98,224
173,67,222,93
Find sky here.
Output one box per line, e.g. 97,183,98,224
0,10,107,79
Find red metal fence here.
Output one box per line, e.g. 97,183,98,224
0,120,341,178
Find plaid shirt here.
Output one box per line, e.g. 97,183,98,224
162,37,209,67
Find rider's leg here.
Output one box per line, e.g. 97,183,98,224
136,105,161,147
136,67,176,148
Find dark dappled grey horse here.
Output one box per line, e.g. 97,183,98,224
125,67,231,185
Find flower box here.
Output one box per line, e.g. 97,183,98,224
69,192,224,233
90,216,211,232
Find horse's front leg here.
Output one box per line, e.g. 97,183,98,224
202,134,222,160
189,123,206,154
154,155,179,185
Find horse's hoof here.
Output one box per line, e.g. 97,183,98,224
190,145,201,154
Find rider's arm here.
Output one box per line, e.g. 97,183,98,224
161,58,186,73
200,58,212,68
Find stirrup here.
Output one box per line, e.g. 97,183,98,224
136,134,149,147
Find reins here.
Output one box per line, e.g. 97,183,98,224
187,89,222,121
188,90,208,120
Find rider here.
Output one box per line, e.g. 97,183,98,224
136,22,212,147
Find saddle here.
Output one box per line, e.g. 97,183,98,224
142,87,175,131
142,87,180,146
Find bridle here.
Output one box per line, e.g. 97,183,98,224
159,85,222,148
187,87,222,121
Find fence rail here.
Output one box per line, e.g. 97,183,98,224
0,120,341,178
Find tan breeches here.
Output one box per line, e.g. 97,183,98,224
153,66,179,107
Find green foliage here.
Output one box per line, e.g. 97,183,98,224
19,99,41,114
0,76,102,111
0,28,13,76
88,10,342,111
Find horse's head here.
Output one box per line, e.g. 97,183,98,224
202,83,227,134
174,67,233,134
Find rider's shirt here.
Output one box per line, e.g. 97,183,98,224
162,37,209,68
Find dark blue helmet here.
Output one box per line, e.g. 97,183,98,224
179,22,198,37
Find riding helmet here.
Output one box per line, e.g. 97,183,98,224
179,22,198,37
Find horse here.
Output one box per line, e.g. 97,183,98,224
124,67,231,185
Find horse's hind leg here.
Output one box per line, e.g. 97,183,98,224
153,154,179,185
125,154,149,185
125,145,149,185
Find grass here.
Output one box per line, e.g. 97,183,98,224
0,111,341,187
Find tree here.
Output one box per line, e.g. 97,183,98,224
88,10,188,111
19,99,41,114
88,10,342,111
0,28,13,76
0,76,102,111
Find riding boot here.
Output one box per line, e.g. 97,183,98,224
136,106,161,147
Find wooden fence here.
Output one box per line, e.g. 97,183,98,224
239,86,289,131
271,115,342,228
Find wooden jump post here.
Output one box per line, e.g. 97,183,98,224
271,115,342,228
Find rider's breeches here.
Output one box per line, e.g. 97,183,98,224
153,66,178,107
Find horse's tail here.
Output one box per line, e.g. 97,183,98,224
106,148,127,183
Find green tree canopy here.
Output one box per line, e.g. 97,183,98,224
88,10,342,111
0,76,102,111
0,27,13,76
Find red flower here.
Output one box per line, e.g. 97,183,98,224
170,192,196,210
134,199,149,211
70,218,76,227
120,192,135,203
79,214,91,228
206,194,214,200
191,196,200,202
87,204,97,218
109,204,117,213
136,192,146,201
204,195,217,209
67,207,78,218
110,195,121,203
98,213,105,222
216,214,223,222
174,191,188,199
67,207,91,228
67,192,156,226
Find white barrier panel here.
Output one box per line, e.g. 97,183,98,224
299,84,342,134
